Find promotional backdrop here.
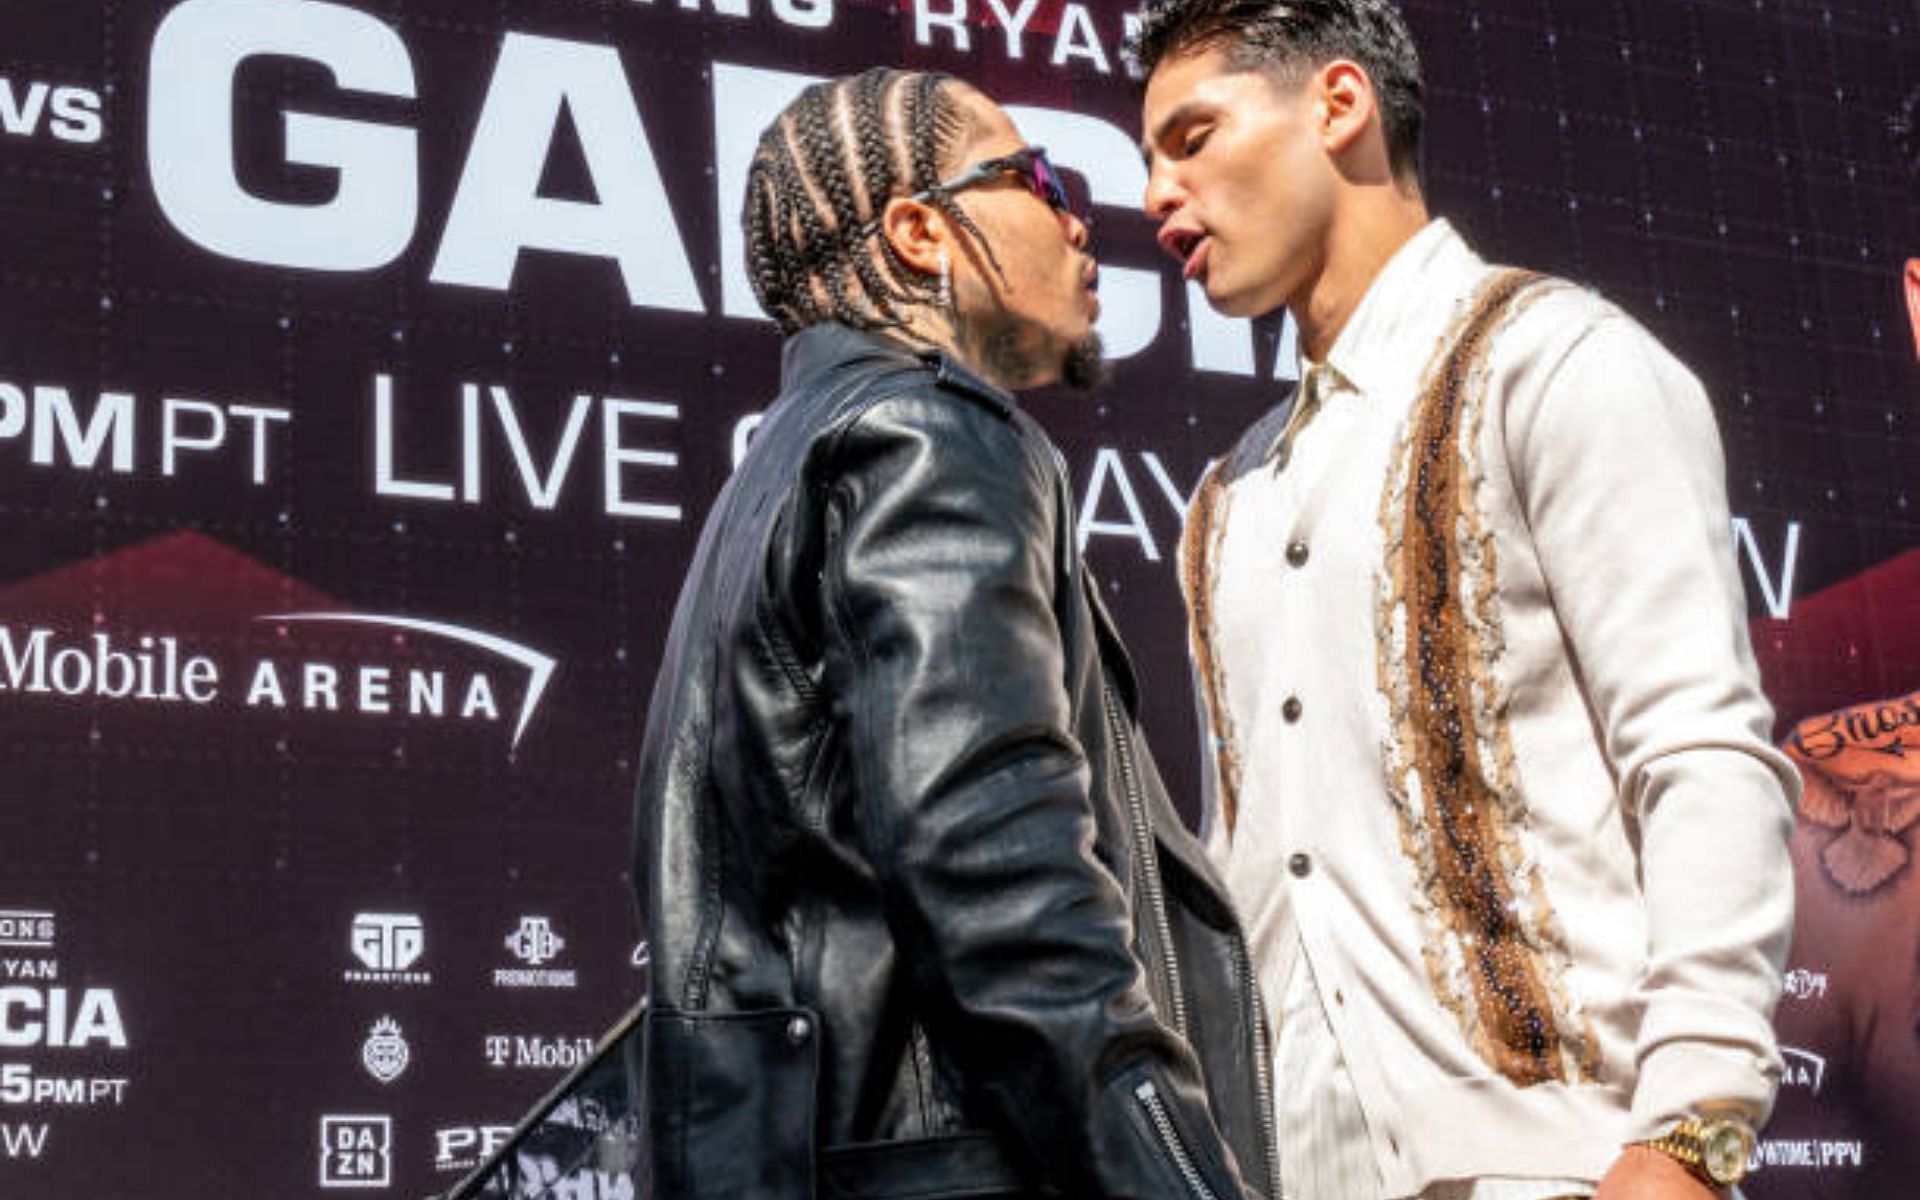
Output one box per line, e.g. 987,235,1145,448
1,0,1914,1195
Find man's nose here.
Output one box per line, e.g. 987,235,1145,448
1061,209,1091,249
1142,160,1181,220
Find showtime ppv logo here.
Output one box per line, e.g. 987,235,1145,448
0,614,554,750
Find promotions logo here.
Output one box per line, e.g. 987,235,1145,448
506,917,564,966
345,913,431,986
320,1115,393,1189
494,917,576,990
361,1018,410,1084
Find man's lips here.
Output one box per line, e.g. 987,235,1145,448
1157,225,1211,281
1181,236,1211,282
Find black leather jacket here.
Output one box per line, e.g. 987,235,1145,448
633,324,1278,1200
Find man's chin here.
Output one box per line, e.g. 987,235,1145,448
1060,331,1109,393
1208,277,1297,323
1202,277,1264,320
961,308,1106,393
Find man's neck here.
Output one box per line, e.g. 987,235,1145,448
891,310,998,387
1294,190,1432,363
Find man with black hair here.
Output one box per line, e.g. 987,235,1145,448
1131,3,1798,1198
633,67,1274,1200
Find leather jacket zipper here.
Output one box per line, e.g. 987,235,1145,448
1099,675,1187,1037
1134,1079,1220,1200
1229,931,1283,1199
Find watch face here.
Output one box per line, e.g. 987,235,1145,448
1702,1122,1755,1185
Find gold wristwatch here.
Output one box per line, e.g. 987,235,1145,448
1634,1114,1757,1189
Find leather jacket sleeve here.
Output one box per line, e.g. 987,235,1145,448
814,386,1251,1200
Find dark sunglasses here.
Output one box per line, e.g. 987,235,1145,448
909,145,1084,221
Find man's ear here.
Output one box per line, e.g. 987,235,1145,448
1318,59,1377,158
880,196,948,279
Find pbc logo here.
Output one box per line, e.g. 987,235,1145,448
361,1017,410,1084
319,1115,392,1189
435,1124,513,1172
345,913,431,986
506,917,564,966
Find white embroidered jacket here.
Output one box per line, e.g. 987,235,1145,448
1181,220,1798,1194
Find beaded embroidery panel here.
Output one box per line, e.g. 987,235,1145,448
1181,463,1244,836
1374,268,1603,1087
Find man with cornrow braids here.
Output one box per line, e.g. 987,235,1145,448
1133,3,1797,1200
634,67,1276,1200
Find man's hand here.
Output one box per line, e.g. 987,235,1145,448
1594,1145,1722,1200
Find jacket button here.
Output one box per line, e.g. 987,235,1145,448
1286,540,1309,567
786,1016,811,1045
1282,696,1303,723
1289,853,1312,878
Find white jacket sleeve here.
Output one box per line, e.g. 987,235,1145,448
1503,304,1799,1137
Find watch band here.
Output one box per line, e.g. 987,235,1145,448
1634,1115,1756,1188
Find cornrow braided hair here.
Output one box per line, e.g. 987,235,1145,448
853,69,922,301
742,67,1002,335
902,71,1006,290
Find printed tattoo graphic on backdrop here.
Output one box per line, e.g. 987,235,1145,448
1769,691,1920,1196
1742,165,1920,1193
